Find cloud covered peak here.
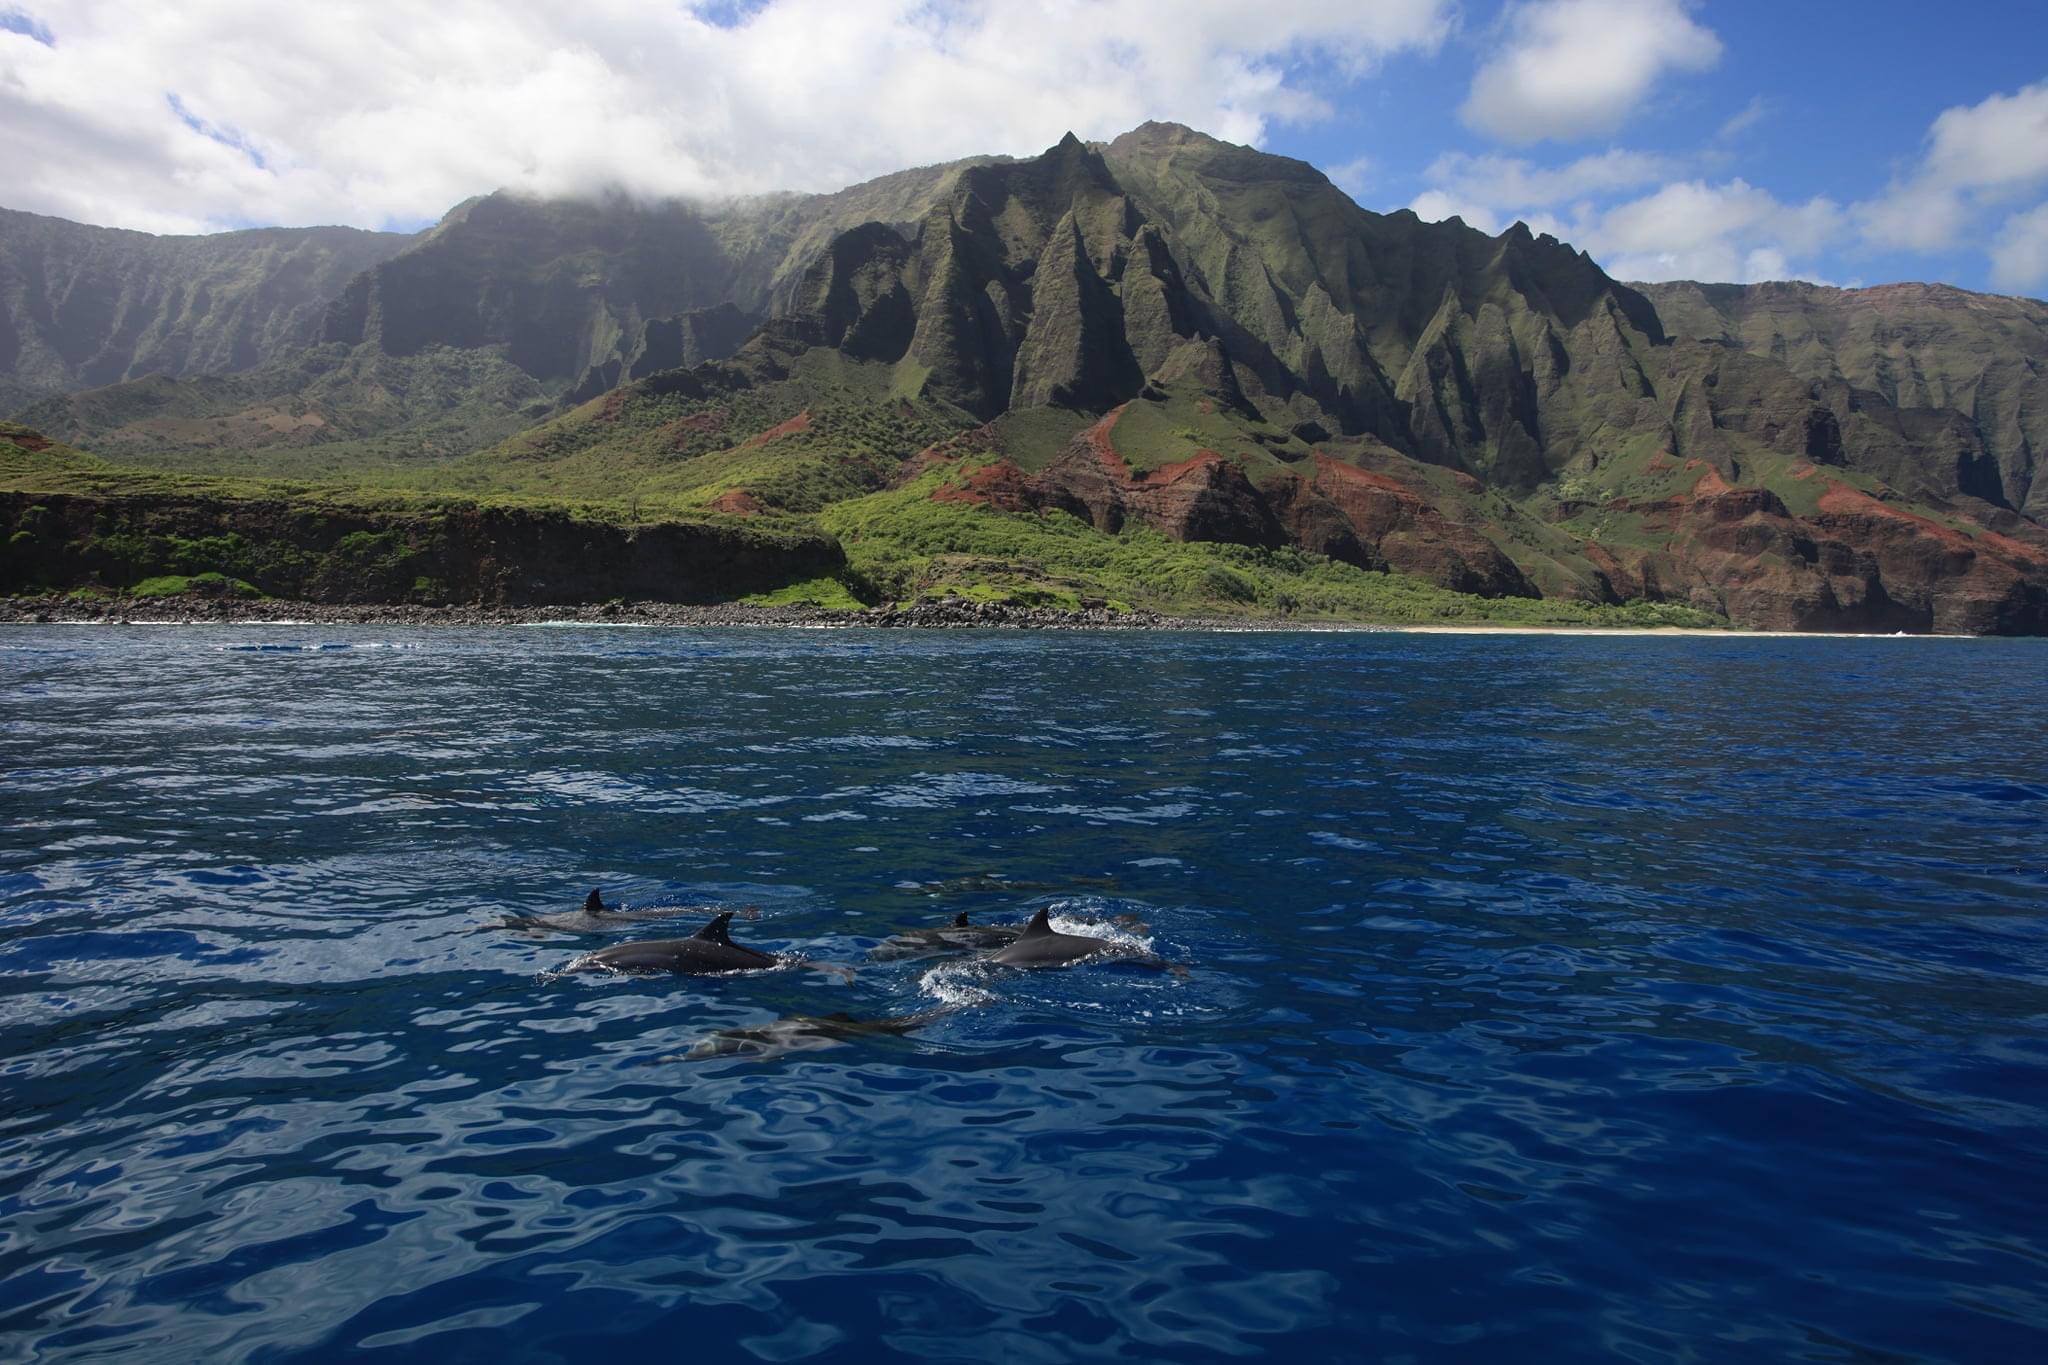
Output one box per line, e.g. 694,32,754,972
0,0,1451,233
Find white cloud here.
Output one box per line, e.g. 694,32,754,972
1599,180,1838,258
1593,178,1843,283
1919,82,2048,194
1326,155,1372,200
1461,0,1721,145
1715,95,1767,141
1409,188,1500,233
1421,148,1671,210
1857,80,2048,254
1990,202,2048,294
0,0,1453,232
1854,185,1975,254
1409,157,1843,285
1404,148,1669,241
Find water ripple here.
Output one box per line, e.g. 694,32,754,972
1,626,2045,1361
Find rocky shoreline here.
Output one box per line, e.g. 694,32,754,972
0,591,1284,631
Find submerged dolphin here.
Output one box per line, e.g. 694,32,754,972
661,1006,959,1062
869,911,1024,962
565,912,781,976
501,889,742,934
985,907,1116,969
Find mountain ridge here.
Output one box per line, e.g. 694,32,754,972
5,124,2047,632
1636,277,2048,520
0,206,412,412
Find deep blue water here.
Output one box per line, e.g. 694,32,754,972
3,625,2047,1363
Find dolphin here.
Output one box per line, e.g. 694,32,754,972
983,910,1185,975
565,912,782,976
658,1006,959,1062
868,911,1025,962
500,889,751,934
985,906,1119,969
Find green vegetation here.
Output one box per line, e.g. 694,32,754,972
415,349,961,516
1640,279,2048,520
742,575,870,610
1105,385,1309,477
132,573,262,598
0,208,406,410
823,468,1725,627
2,420,683,526
12,123,2031,630
0,421,837,602
14,345,554,482
5,413,1730,627
988,406,1094,472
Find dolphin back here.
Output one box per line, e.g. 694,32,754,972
988,907,1110,968
572,916,776,974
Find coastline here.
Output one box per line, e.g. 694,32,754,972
0,592,2006,637
1387,624,1964,638
0,593,1243,631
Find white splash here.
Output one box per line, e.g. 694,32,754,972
918,961,996,1008
1047,899,1156,956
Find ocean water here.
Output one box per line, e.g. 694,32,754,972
2,625,2046,1364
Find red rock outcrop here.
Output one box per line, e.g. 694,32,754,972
929,459,1048,509
1267,455,1533,598
922,410,1533,598
911,408,2048,628
1619,481,2048,632
705,489,764,517
745,410,812,447
1044,439,1284,547
932,407,1283,547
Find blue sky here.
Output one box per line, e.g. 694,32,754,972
1262,0,2048,291
2,1,2044,295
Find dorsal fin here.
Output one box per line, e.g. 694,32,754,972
953,912,970,928
584,889,605,915
1021,907,1054,938
693,911,735,945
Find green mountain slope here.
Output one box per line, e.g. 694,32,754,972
0,416,1722,629
0,419,839,605
1637,280,2048,519
11,343,551,480
7,160,995,463
0,207,410,409
6,125,2047,632
417,127,2048,631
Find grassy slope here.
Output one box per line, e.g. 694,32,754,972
0,420,816,545
0,208,412,403
14,345,555,483
1,419,837,603
1637,280,2048,519
1526,427,2012,556
52,337,1992,622
416,350,962,517
53,317,2005,630
820,463,1719,625
1,419,571,517
397,356,1728,624
6,387,1730,627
